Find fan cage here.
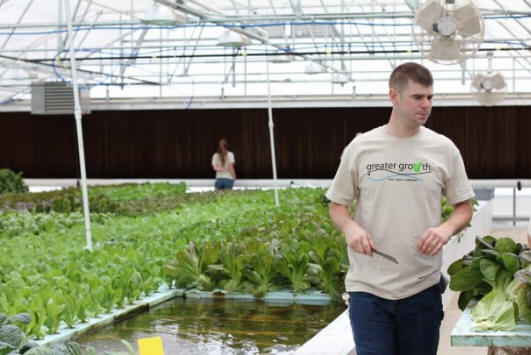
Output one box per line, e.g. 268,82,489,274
412,0,485,65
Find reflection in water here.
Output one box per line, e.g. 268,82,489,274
76,297,346,354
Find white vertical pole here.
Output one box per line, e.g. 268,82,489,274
266,54,279,207
64,0,92,250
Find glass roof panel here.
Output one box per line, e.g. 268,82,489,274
0,0,529,106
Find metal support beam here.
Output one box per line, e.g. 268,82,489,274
0,0,34,81
494,19,531,75
119,28,148,78
153,0,350,78
0,0,33,50
62,0,93,49
288,0,302,15
266,55,279,207
176,25,206,78
64,0,92,251
268,0,277,15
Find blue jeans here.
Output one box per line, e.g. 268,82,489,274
215,178,234,190
349,284,443,355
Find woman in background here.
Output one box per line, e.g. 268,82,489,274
212,138,236,190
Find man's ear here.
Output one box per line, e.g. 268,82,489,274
389,88,399,105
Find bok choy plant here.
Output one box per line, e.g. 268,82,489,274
247,242,276,298
218,242,250,293
276,241,313,293
448,235,531,331
163,241,220,291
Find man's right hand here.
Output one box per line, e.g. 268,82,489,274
344,223,375,256
329,202,375,256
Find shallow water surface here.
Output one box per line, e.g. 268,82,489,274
76,297,346,354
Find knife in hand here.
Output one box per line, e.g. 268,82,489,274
372,249,399,264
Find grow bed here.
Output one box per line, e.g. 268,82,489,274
35,285,337,350
75,294,345,354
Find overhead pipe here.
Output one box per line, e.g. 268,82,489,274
0,53,160,85
35,46,528,62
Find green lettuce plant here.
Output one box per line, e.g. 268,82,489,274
0,187,345,339
163,242,220,291
247,243,276,298
471,289,516,331
276,242,312,293
449,235,531,331
0,169,28,196
218,242,249,293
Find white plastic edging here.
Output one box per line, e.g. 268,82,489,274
469,180,531,189
183,288,331,304
23,179,531,192
22,178,333,189
294,310,355,355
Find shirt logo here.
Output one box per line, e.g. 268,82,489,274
366,162,432,182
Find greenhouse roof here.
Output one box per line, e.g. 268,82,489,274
0,0,529,109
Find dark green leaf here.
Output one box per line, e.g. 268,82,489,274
479,258,500,283
458,290,474,311
447,259,465,277
500,253,520,274
450,266,484,291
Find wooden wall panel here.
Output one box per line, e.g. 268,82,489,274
81,109,270,178
274,108,389,178
0,114,78,177
0,106,530,179
425,106,523,179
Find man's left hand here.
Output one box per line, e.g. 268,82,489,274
417,226,453,256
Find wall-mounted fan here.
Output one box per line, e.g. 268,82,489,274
470,51,506,106
413,0,484,64
471,72,506,106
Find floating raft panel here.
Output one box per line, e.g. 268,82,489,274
452,306,531,347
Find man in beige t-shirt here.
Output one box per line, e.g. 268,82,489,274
326,62,474,355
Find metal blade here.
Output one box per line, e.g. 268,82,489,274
373,249,399,264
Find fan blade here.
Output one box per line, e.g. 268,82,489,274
416,0,443,34
453,4,482,38
471,74,486,90
478,91,505,106
491,92,505,103
430,36,461,60
491,73,506,90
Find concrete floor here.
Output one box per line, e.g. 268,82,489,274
437,226,529,355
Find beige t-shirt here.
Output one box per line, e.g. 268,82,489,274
212,151,235,180
326,125,474,299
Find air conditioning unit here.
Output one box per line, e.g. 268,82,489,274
31,81,91,115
